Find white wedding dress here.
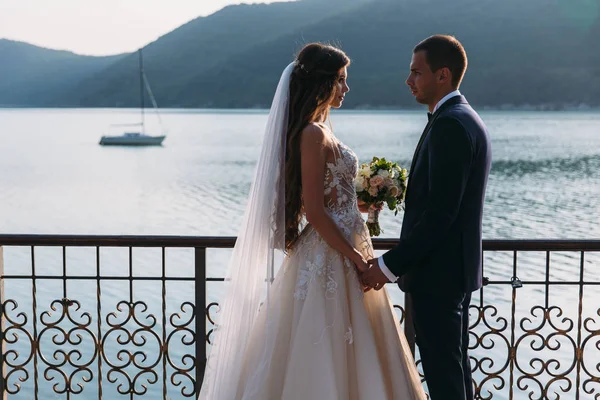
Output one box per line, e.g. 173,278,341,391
230,136,426,399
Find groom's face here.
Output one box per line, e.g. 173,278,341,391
406,51,436,106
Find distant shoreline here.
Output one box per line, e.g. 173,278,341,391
1,104,599,112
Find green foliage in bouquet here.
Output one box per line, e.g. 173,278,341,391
354,157,408,236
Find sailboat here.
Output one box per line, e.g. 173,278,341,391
99,50,166,146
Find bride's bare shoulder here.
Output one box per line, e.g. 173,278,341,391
301,122,333,146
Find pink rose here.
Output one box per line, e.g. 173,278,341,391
370,175,384,187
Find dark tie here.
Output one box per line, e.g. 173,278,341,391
427,112,433,121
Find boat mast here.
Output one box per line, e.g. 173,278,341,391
139,49,145,134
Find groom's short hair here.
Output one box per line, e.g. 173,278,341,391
414,35,467,88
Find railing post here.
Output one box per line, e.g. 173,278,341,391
0,246,5,400
404,293,416,357
195,247,207,396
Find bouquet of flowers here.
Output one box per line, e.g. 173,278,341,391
354,157,408,236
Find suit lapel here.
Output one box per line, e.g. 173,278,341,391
408,115,435,175
407,95,466,175
405,96,467,197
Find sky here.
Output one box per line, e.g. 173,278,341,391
0,0,291,56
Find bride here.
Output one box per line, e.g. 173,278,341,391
199,43,426,400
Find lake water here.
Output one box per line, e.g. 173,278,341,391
0,108,599,399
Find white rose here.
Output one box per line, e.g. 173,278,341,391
384,177,394,188
377,169,390,178
390,186,399,197
359,166,371,178
354,179,365,192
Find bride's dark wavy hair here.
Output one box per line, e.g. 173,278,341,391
284,43,350,250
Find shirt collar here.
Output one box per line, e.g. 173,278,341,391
433,90,461,113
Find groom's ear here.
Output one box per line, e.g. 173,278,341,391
438,67,451,84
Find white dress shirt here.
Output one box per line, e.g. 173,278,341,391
376,90,462,283
433,90,461,113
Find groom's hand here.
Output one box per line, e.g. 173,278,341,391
362,258,390,290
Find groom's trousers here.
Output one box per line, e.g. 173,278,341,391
410,290,473,400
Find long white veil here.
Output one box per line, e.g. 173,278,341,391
198,62,294,399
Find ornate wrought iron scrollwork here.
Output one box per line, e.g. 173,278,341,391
393,304,406,326
581,307,600,398
2,237,599,399
471,303,510,399
206,302,220,345
102,300,162,396
167,301,197,397
513,305,577,399
37,298,98,395
2,299,33,395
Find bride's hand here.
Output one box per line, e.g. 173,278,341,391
357,200,369,213
351,252,372,292
357,200,384,214
351,250,369,273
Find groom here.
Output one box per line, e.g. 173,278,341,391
362,35,492,400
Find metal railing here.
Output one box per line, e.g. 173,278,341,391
0,235,599,399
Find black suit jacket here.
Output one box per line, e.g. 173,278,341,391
382,95,492,293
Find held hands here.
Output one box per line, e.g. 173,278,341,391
351,250,391,292
350,250,372,292
361,258,391,291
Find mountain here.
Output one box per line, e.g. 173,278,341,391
56,0,375,107
1,0,599,109
170,0,600,109
0,39,124,106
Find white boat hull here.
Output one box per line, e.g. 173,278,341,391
99,134,165,146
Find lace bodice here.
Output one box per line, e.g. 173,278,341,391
316,135,366,240
291,132,372,304
292,135,371,302
323,139,359,214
